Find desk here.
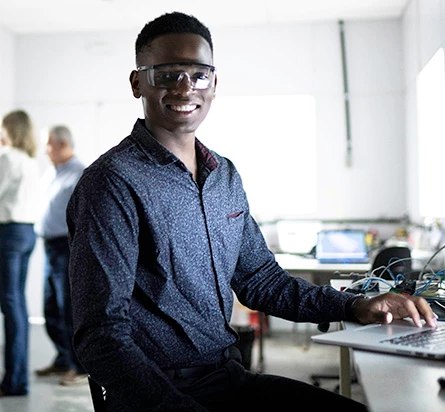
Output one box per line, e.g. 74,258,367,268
341,322,445,412
275,253,370,284
276,250,439,285
329,279,445,412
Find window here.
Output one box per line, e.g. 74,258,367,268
197,95,317,221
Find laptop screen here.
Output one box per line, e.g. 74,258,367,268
315,229,369,263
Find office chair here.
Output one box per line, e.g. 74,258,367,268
88,376,106,412
370,245,412,280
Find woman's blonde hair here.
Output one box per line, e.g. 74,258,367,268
1,110,37,158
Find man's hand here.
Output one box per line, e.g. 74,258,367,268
352,292,438,328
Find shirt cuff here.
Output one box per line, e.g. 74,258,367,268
344,294,369,322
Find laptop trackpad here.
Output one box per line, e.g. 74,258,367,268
354,323,422,337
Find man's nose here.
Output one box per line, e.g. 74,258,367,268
175,72,194,92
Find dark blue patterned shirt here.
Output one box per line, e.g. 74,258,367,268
67,119,355,409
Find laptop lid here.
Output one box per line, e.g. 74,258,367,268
311,320,445,360
315,229,369,263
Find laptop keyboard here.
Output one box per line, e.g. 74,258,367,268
381,326,445,350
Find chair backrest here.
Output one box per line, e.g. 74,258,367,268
370,246,412,280
88,376,107,412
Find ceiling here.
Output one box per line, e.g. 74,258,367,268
0,0,410,34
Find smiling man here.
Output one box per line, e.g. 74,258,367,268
66,11,436,411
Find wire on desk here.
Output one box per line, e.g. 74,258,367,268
413,269,445,296
340,255,445,297
341,276,393,294
419,244,445,279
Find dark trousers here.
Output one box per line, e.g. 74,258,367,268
43,236,85,373
177,358,368,411
0,223,36,395
105,347,368,411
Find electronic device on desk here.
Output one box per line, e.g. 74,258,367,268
334,272,445,321
324,257,445,359
390,279,417,295
312,319,445,360
315,229,369,264
386,279,445,320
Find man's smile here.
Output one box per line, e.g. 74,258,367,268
167,104,198,112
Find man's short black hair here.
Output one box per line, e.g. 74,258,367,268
135,11,213,57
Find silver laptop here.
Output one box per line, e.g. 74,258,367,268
311,320,445,360
315,229,369,264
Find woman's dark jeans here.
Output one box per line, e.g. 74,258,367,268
0,222,36,395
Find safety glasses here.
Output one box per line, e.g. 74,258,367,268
137,62,216,90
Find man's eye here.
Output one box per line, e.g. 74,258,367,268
157,72,177,82
193,73,209,81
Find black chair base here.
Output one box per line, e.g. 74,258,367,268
88,376,106,412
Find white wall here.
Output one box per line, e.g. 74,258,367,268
1,4,443,319
14,20,406,219
0,29,14,117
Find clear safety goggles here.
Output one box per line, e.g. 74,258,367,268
137,62,216,90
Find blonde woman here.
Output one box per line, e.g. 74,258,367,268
0,109,39,397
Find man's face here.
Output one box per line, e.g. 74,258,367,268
130,33,216,138
46,134,64,165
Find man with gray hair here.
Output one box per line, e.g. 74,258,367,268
34,125,87,385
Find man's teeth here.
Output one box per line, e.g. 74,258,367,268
170,105,197,112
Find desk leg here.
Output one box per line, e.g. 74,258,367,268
257,312,265,372
339,346,351,398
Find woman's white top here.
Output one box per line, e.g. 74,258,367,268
0,146,39,223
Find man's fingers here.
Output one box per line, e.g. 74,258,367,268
370,293,437,328
354,292,438,328
412,296,438,328
400,297,422,326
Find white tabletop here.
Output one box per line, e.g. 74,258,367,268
352,337,445,412
330,278,445,412
275,253,370,273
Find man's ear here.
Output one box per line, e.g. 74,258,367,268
212,73,217,99
129,70,141,98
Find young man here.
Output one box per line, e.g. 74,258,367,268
34,125,87,386
67,12,437,411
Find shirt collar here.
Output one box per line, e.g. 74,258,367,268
131,119,219,171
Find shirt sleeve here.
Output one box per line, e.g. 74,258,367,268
231,211,354,323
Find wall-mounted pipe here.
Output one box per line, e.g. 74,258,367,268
339,20,352,167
